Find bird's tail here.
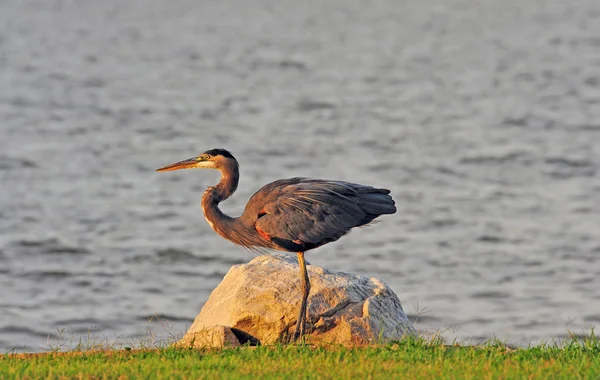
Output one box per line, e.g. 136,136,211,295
358,189,397,224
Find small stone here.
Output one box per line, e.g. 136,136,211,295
175,325,241,349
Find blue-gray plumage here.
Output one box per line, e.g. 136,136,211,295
156,149,396,341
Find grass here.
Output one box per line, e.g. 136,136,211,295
2,333,600,379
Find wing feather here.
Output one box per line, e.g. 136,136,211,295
244,178,395,250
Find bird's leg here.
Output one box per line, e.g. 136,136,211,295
293,251,311,341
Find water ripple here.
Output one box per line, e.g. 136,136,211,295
11,239,90,256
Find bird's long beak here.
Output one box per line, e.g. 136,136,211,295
156,157,199,172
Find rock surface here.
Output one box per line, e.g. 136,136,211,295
177,254,416,347
176,325,241,348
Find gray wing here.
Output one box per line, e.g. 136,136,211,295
246,178,396,251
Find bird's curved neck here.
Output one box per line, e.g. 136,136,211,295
201,160,239,234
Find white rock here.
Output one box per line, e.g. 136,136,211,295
178,253,416,347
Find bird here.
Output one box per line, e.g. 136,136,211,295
156,148,396,341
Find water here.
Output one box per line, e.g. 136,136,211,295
1,0,600,352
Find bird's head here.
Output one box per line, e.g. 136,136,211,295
155,149,236,172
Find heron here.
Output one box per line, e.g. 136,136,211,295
156,148,396,341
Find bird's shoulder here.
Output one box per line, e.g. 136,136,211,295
243,177,313,211
248,177,360,203
241,177,368,219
